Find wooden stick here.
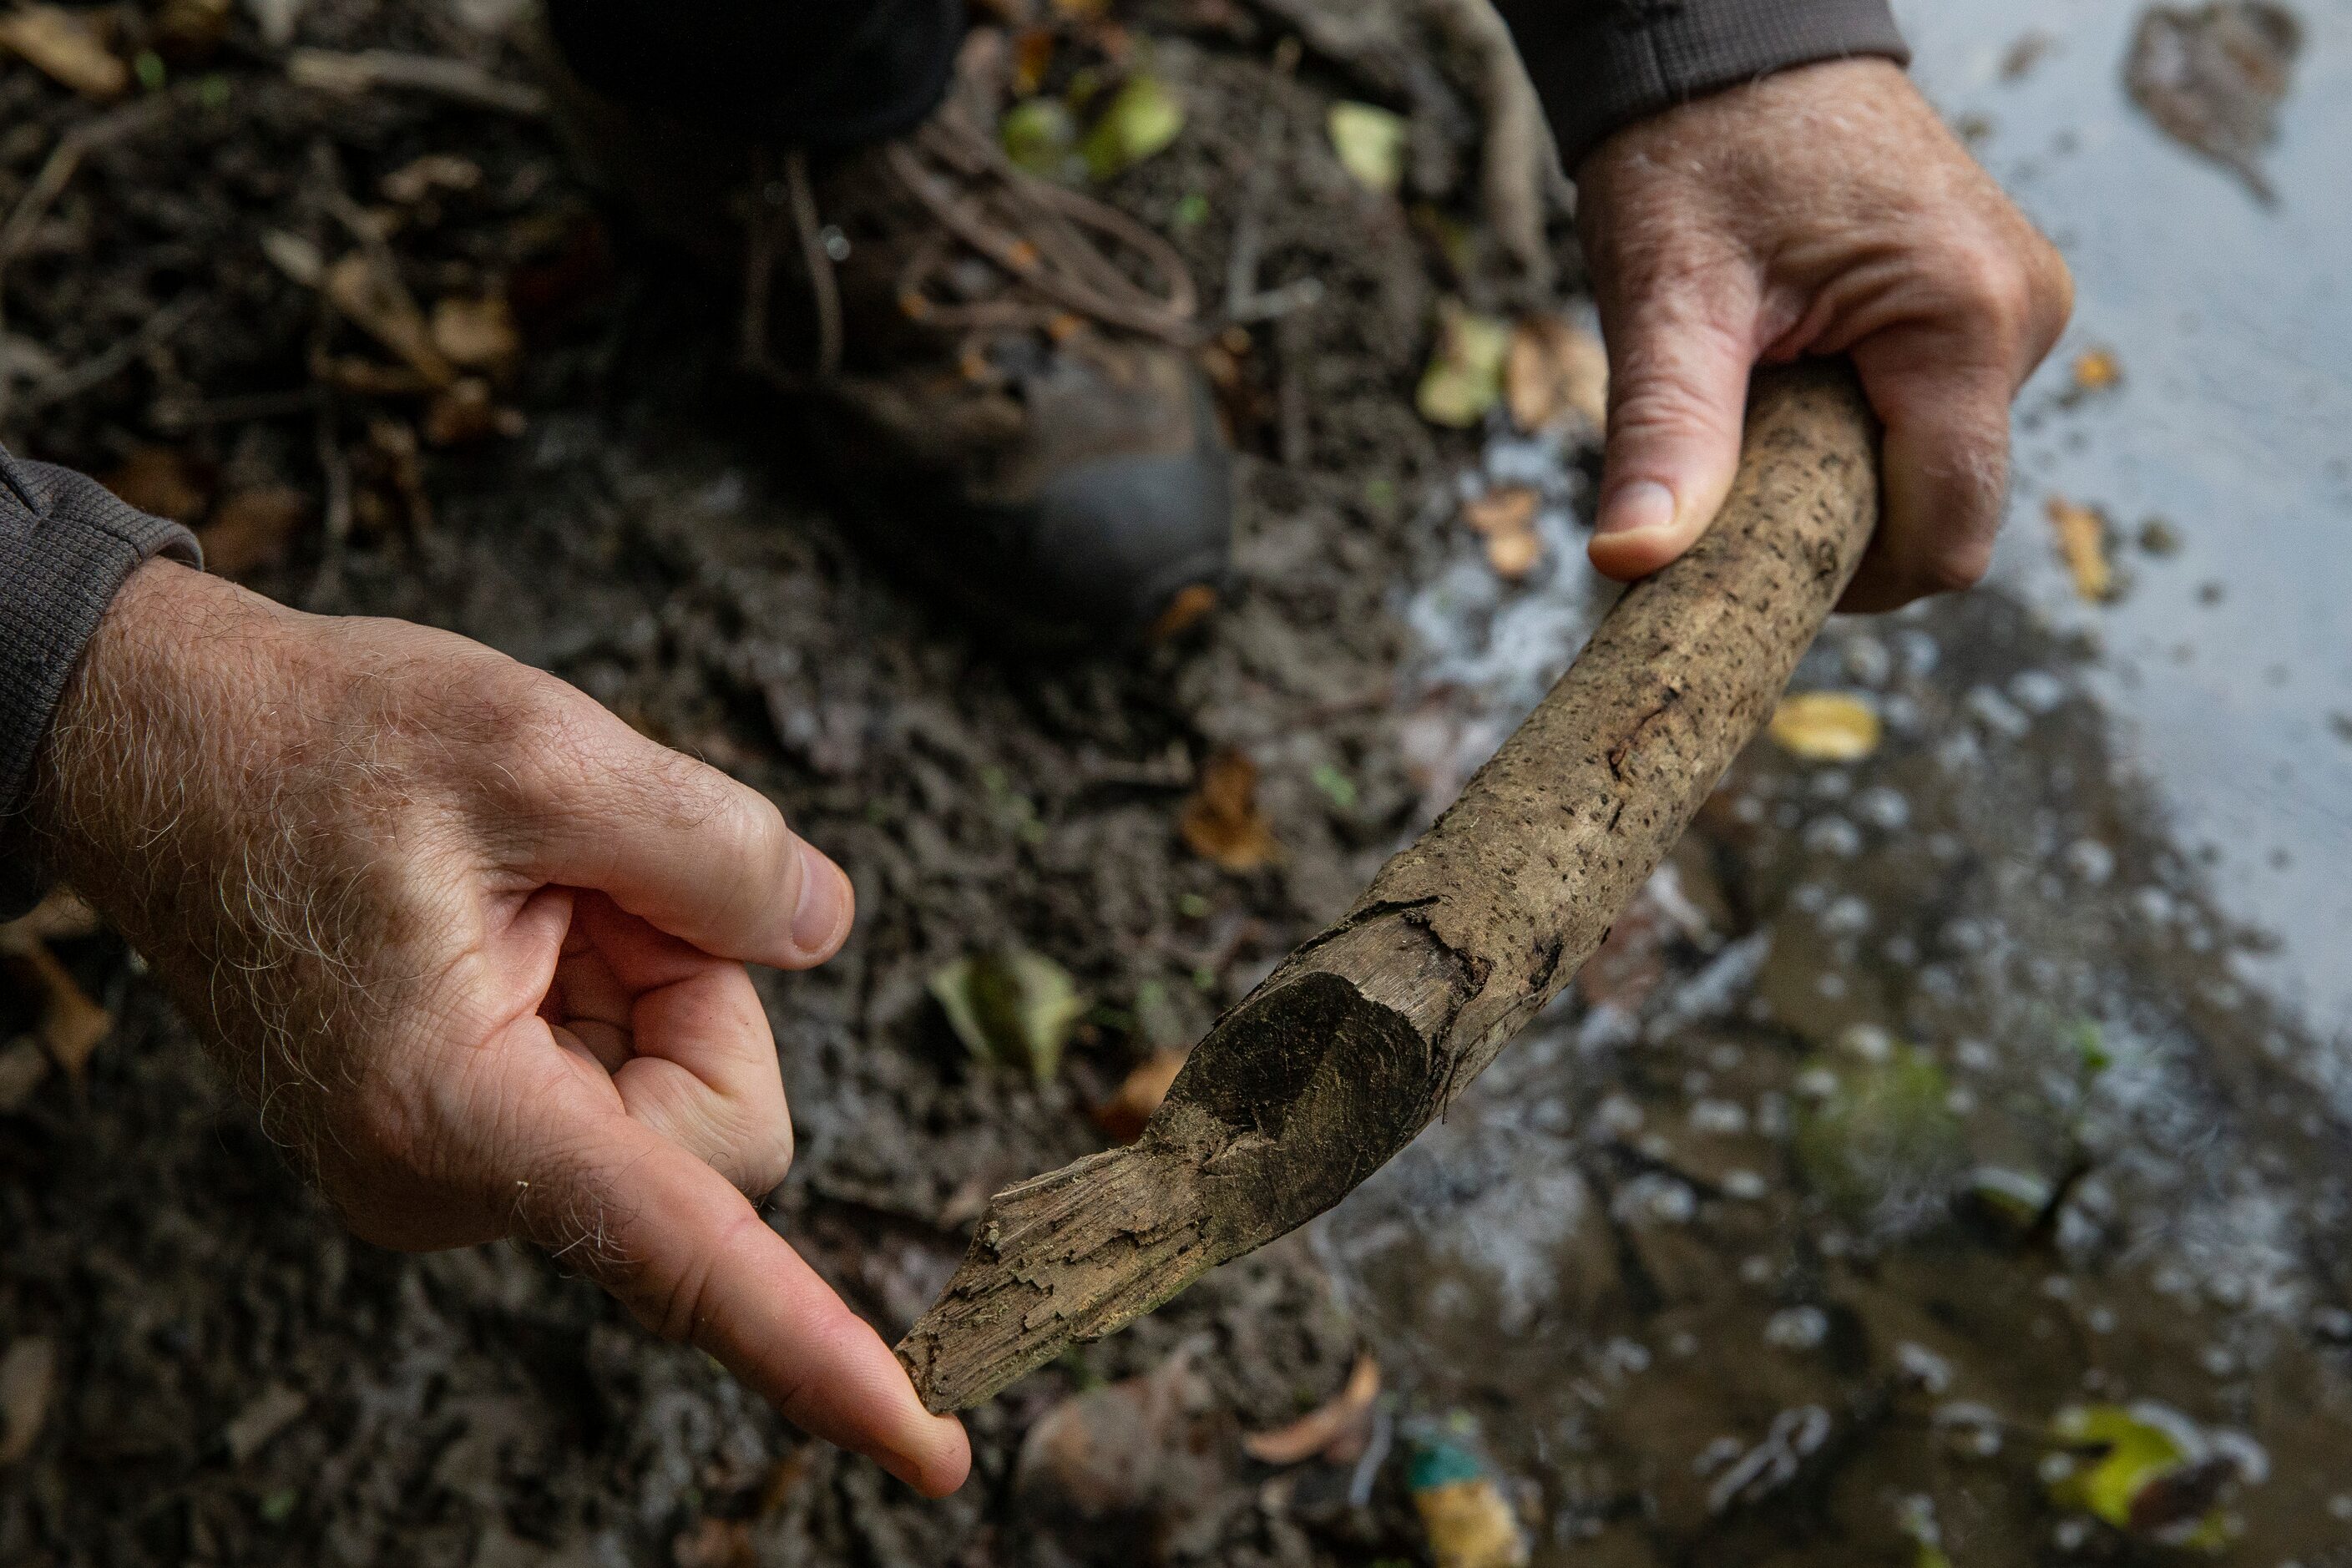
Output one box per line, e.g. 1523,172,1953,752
898,362,1880,1412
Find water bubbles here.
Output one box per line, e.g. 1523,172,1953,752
1764,1306,1830,1350
1896,1341,1953,1393
2066,838,2117,884
1854,785,1911,830
1842,634,1892,686
2010,669,2068,713
1689,1100,1749,1136
1722,1170,1769,1201
1966,685,2033,739
1819,894,1873,935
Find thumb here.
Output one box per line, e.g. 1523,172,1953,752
1588,277,1760,581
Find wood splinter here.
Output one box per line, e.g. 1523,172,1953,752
897,362,1881,1413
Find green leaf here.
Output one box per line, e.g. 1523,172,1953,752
1328,101,1409,193
1001,97,1079,180
2046,1404,2211,1535
929,948,1090,1085
1080,74,1184,182
1416,301,1510,429
1311,763,1358,811
1793,1041,1965,1221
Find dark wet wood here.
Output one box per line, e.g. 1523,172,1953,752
898,362,1881,1412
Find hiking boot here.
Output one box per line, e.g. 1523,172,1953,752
538,29,1232,647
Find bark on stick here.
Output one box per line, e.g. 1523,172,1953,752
898,362,1880,1412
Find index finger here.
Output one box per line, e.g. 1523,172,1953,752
513,1090,969,1494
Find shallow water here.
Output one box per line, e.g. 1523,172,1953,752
1326,5,2352,1560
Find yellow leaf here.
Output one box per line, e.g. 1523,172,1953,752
1413,1478,1530,1568
0,5,129,99
2071,346,2122,392
1091,1048,1188,1143
1460,486,1536,538
928,948,1089,1084
2046,496,2114,601
1416,301,1510,428
1080,73,1183,181
1328,101,1407,193
1483,525,1540,581
1768,693,1881,761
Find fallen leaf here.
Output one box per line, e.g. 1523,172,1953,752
1503,314,1608,433
929,948,1089,1084
1409,1441,1530,1568
321,250,456,387
1001,96,1079,180
2126,2,2301,201
1416,301,1510,428
101,447,212,526
2046,496,2114,601
2070,346,2122,392
1482,526,1540,581
0,6,129,99
2047,1403,2236,1546
1243,1354,1380,1466
380,152,482,205
12,943,109,1080
1328,101,1407,193
1080,73,1182,182
0,1337,56,1465
1178,747,1277,871
155,0,231,57
197,487,309,578
1768,692,1881,761
428,295,518,377
1460,486,1536,538
1092,1048,1187,1143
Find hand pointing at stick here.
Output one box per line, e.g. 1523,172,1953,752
25,561,970,1496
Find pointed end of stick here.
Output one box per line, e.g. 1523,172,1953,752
894,1138,1226,1412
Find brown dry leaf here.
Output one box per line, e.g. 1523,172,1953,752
2046,495,2114,601
2071,346,2122,392
0,1039,48,1113
1242,1353,1381,1466
429,294,519,377
0,6,128,99
197,487,309,578
154,0,231,58
1460,486,1536,538
1015,1343,1232,1525
1179,748,1277,871
1768,692,1882,762
1483,525,1541,581
1092,1048,1188,1143
1503,313,1608,434
101,447,212,526
0,1337,55,1465
321,250,456,387
13,944,109,1080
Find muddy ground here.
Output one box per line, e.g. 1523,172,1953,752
5,3,2352,1566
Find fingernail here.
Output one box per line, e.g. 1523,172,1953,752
791,841,850,953
1597,479,1676,538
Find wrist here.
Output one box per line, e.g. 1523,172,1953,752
23,559,272,907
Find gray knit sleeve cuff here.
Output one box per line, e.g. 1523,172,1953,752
0,449,200,918
1501,0,1911,172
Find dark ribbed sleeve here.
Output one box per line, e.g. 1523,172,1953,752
0,448,200,917
1493,0,1910,170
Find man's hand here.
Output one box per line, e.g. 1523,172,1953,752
1575,58,2074,609
27,559,970,1495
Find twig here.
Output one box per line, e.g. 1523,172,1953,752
286,48,547,118
13,292,205,413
